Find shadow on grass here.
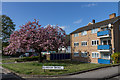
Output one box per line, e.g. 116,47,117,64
49,70,68,72
45,60,85,64
30,60,86,66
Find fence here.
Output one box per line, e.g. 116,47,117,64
50,53,71,60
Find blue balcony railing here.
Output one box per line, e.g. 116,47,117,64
97,45,110,50
97,30,110,37
98,59,110,64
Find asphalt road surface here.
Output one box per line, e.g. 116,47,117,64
0,66,25,80
107,75,120,80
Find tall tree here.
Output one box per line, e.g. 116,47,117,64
2,15,15,47
4,20,66,62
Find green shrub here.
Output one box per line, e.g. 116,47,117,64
111,52,120,64
15,56,39,62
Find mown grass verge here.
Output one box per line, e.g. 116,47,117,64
2,61,112,75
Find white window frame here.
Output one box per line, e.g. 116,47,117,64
74,52,79,57
92,52,99,58
81,31,87,36
81,52,88,57
91,28,98,34
74,33,79,37
91,40,99,46
74,42,79,47
81,41,87,46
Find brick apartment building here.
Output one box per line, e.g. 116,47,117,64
70,13,120,64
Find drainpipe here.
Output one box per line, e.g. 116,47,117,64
110,24,115,64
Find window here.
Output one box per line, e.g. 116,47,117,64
92,52,99,58
108,40,111,45
74,52,79,57
91,28,98,34
103,40,107,45
81,52,88,57
81,31,87,36
101,53,110,59
81,41,87,46
101,39,111,45
92,53,95,58
102,27,108,31
92,40,99,46
74,42,79,47
74,33,79,37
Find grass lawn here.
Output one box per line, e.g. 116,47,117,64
2,60,112,75
2,55,17,63
2,59,16,63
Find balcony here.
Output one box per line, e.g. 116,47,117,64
98,59,111,64
97,30,111,38
97,45,111,52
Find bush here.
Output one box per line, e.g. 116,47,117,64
111,52,120,64
15,56,39,62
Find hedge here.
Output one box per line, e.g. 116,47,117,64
111,52,120,64
15,56,39,62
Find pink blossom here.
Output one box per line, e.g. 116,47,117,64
4,20,67,55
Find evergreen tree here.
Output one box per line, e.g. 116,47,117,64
2,15,15,47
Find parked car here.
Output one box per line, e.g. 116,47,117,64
30,53,38,57
19,54,26,58
19,53,29,58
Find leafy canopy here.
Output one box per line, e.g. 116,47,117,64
2,15,15,47
4,19,66,55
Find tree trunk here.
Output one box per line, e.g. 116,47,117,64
37,50,43,63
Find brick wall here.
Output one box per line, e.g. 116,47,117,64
113,19,120,53
71,28,101,63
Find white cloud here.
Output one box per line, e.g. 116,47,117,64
44,24,55,27
44,24,66,30
73,19,82,24
81,3,97,7
60,26,65,29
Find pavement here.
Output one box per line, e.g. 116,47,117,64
59,65,120,79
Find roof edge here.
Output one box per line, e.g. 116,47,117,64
70,16,120,34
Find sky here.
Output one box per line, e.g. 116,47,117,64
2,2,118,34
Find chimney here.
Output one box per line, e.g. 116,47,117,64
109,13,116,19
92,19,95,23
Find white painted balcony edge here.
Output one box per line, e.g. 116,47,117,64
98,50,111,52
97,35,111,38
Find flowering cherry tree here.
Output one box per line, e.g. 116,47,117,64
4,20,66,62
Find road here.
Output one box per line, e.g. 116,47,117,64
107,74,120,80
0,66,25,80
108,74,120,80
